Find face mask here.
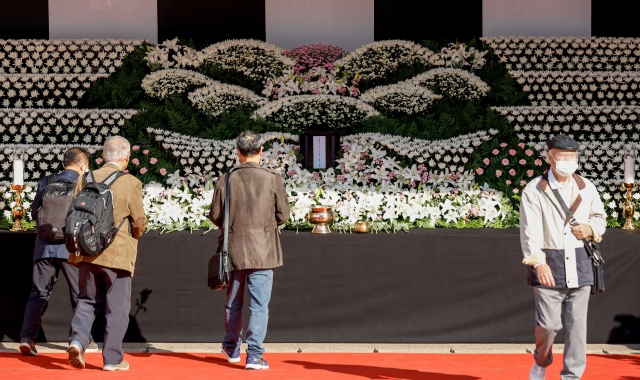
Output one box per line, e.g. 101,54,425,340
552,155,578,177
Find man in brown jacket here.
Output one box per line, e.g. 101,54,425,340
210,130,290,370
66,136,147,371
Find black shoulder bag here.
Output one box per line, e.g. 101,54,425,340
548,186,605,295
208,171,233,290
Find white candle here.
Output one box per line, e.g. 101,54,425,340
13,158,24,186
624,156,635,184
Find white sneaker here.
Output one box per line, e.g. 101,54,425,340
529,363,546,380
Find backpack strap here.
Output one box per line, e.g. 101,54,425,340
85,171,95,185
100,171,128,187
46,173,57,185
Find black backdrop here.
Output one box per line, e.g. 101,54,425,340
1,229,639,344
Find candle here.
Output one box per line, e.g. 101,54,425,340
624,155,635,184
13,158,24,186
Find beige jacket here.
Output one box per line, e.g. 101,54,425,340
67,163,147,276
209,162,290,271
520,171,606,288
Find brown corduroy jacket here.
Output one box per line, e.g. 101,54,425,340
209,162,290,270
67,163,147,276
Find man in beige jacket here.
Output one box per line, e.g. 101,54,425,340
66,136,147,371
209,130,290,370
520,135,606,380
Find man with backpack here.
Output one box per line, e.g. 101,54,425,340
19,147,99,357
65,136,147,372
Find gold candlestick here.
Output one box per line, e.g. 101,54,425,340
621,182,638,230
10,184,27,232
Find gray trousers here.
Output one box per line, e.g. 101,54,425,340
20,258,82,341
533,286,591,380
69,262,131,366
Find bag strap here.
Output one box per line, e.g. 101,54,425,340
543,174,603,266
222,170,233,254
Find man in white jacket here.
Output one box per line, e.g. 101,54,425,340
520,135,606,380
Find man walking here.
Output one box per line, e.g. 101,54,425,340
210,130,290,370
520,135,606,380
66,136,147,371
19,148,98,356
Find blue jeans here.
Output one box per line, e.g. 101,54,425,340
223,269,273,359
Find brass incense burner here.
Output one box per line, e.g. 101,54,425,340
354,221,371,233
306,205,335,234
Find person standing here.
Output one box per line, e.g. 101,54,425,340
66,136,147,371
520,135,606,380
209,130,290,370
19,148,99,356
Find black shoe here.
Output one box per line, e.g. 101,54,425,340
68,342,86,369
19,338,37,356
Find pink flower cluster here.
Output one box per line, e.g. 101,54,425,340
283,44,347,74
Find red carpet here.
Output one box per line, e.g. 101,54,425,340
1,353,638,379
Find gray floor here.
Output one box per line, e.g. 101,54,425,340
1,342,638,354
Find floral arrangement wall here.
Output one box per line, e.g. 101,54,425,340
3,35,640,231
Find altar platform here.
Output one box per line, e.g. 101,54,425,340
1,229,639,344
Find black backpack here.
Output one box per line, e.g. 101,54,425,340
36,174,77,243
63,171,129,257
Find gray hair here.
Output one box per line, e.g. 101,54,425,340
236,130,263,157
103,136,131,162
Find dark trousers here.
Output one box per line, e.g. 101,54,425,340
20,258,82,341
69,262,131,366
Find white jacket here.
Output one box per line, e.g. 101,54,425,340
519,171,606,288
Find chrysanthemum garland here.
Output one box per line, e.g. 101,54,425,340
191,39,295,82
360,81,442,116
334,40,434,82
251,95,379,130
141,69,214,99
410,68,490,101
187,82,267,117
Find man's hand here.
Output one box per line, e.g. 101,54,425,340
571,223,593,240
535,264,556,287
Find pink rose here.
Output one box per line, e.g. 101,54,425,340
496,170,502,177
509,149,516,156
123,169,129,173
132,158,139,165
160,168,167,175
483,158,490,165
502,158,509,165
525,149,533,156
527,170,534,177
96,158,103,164
150,158,158,164
520,180,527,186
513,188,520,194
518,143,525,148
519,159,526,165
500,143,508,147
506,180,512,185
132,145,140,151
534,159,542,166
492,149,499,155
143,150,149,155
140,167,147,174
476,168,484,175
509,169,516,176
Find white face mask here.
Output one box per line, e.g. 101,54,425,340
552,154,578,177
